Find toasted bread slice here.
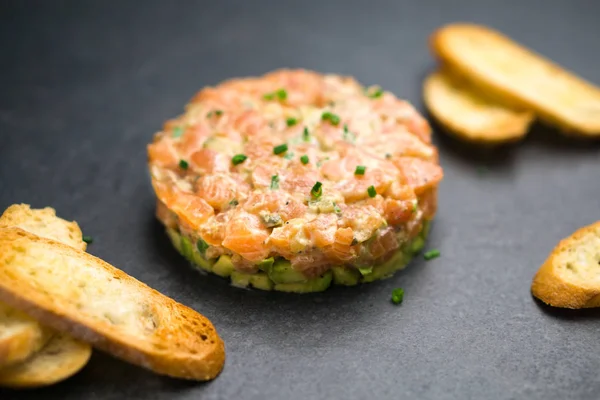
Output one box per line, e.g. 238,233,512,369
531,221,600,309
0,303,51,368
423,68,534,143
0,332,92,388
0,228,225,381
0,204,87,252
431,23,600,137
0,204,87,369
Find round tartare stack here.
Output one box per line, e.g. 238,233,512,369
147,69,443,292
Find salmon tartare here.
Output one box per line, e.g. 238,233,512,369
148,69,443,292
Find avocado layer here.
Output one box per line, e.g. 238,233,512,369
167,220,431,293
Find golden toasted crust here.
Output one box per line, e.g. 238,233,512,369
0,304,51,368
0,204,87,251
0,333,92,388
0,228,225,380
531,221,600,309
423,68,534,144
430,23,600,137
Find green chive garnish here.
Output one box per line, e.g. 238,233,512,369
366,86,384,99
322,112,340,126
333,203,341,214
232,154,247,165
300,155,309,165
385,153,392,159
311,181,323,198
423,249,440,260
270,175,280,190
264,88,287,101
172,126,184,138
355,165,366,175
273,144,288,155
412,200,418,213
367,185,376,198
197,238,209,254
82,235,93,244
343,124,356,143
302,127,310,142
286,117,298,127
229,199,239,206
179,160,189,170
215,110,223,116
391,288,404,305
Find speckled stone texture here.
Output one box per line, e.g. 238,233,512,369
1,1,599,399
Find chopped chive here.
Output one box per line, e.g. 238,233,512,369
273,143,288,155
196,238,209,254
355,165,366,175
82,235,93,244
229,199,239,206
300,155,309,165
391,288,404,305
264,88,287,101
333,202,341,214
172,126,184,138
423,249,441,260
270,175,280,190
179,159,189,169
343,124,356,143
412,200,418,213
232,154,247,165
302,127,310,142
366,86,384,99
286,117,298,127
321,112,340,126
311,181,323,198
215,110,223,116
385,153,392,159
284,152,295,160
367,185,376,198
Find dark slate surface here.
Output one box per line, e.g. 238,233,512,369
1,0,600,399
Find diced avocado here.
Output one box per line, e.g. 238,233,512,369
213,255,235,278
332,266,361,286
267,259,307,284
409,235,425,255
257,257,275,272
231,271,274,291
362,250,410,282
165,228,182,253
180,236,194,261
230,270,251,288
274,271,332,293
191,249,213,273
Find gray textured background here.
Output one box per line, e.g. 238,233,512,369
1,1,600,399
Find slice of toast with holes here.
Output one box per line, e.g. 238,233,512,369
531,221,600,308
0,227,225,380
